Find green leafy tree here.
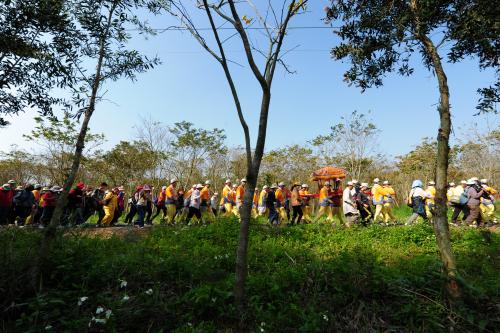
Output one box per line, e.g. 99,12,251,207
311,111,379,180
325,0,498,298
0,0,79,126
23,115,104,185
37,0,163,287
0,147,43,185
168,121,227,187
88,140,159,187
261,145,320,186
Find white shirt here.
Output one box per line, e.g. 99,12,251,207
343,187,358,215
190,189,201,209
409,187,429,198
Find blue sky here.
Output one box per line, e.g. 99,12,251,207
1,1,497,157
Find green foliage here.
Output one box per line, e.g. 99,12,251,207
1,222,498,332
0,0,79,125
325,0,499,112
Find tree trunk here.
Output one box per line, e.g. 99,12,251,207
234,169,256,304
234,90,271,307
421,35,460,299
33,6,114,290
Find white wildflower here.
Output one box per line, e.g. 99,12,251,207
119,279,128,288
105,309,113,319
122,295,130,301
44,325,53,330
94,318,107,325
78,296,88,306
95,306,104,314
145,288,153,295
322,314,329,322
211,297,217,303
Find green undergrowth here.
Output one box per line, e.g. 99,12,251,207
0,221,499,332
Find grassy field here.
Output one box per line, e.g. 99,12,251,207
1,216,499,332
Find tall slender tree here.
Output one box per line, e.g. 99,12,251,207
325,0,499,299
35,0,162,287
166,0,307,307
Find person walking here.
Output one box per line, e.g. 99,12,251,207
479,179,497,224
382,181,397,224
221,180,233,217
67,182,85,225
330,179,344,225
299,184,312,223
165,179,178,224
372,178,386,223
92,182,108,225
343,181,359,227
151,186,167,223
266,184,279,226
314,182,333,223
234,178,247,218
258,186,269,216
290,183,303,225
449,180,468,225
425,181,436,219
40,186,61,227
0,184,12,225
100,187,117,227
358,183,373,224
200,181,213,222
406,180,430,225
463,179,485,227
210,192,219,217
275,183,288,222
12,184,35,226
186,184,203,224
134,185,151,228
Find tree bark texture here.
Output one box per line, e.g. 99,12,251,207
420,34,460,300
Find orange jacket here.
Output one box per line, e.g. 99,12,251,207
166,185,177,201
236,185,245,204
200,186,210,201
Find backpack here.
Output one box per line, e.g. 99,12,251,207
459,190,469,205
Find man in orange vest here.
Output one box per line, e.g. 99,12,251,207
165,179,178,224
220,179,233,217
275,182,288,222
200,180,214,222
234,178,247,218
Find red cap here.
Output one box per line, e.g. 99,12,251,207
76,182,85,189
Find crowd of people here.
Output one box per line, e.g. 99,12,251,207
0,176,497,228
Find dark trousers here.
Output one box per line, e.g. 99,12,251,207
291,205,303,224
151,204,166,222
268,206,279,225
186,206,201,222
41,206,55,226
135,205,146,227
451,204,469,222
125,204,137,224
145,202,152,223
464,205,482,226
0,207,9,225
13,206,31,226
111,208,122,224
